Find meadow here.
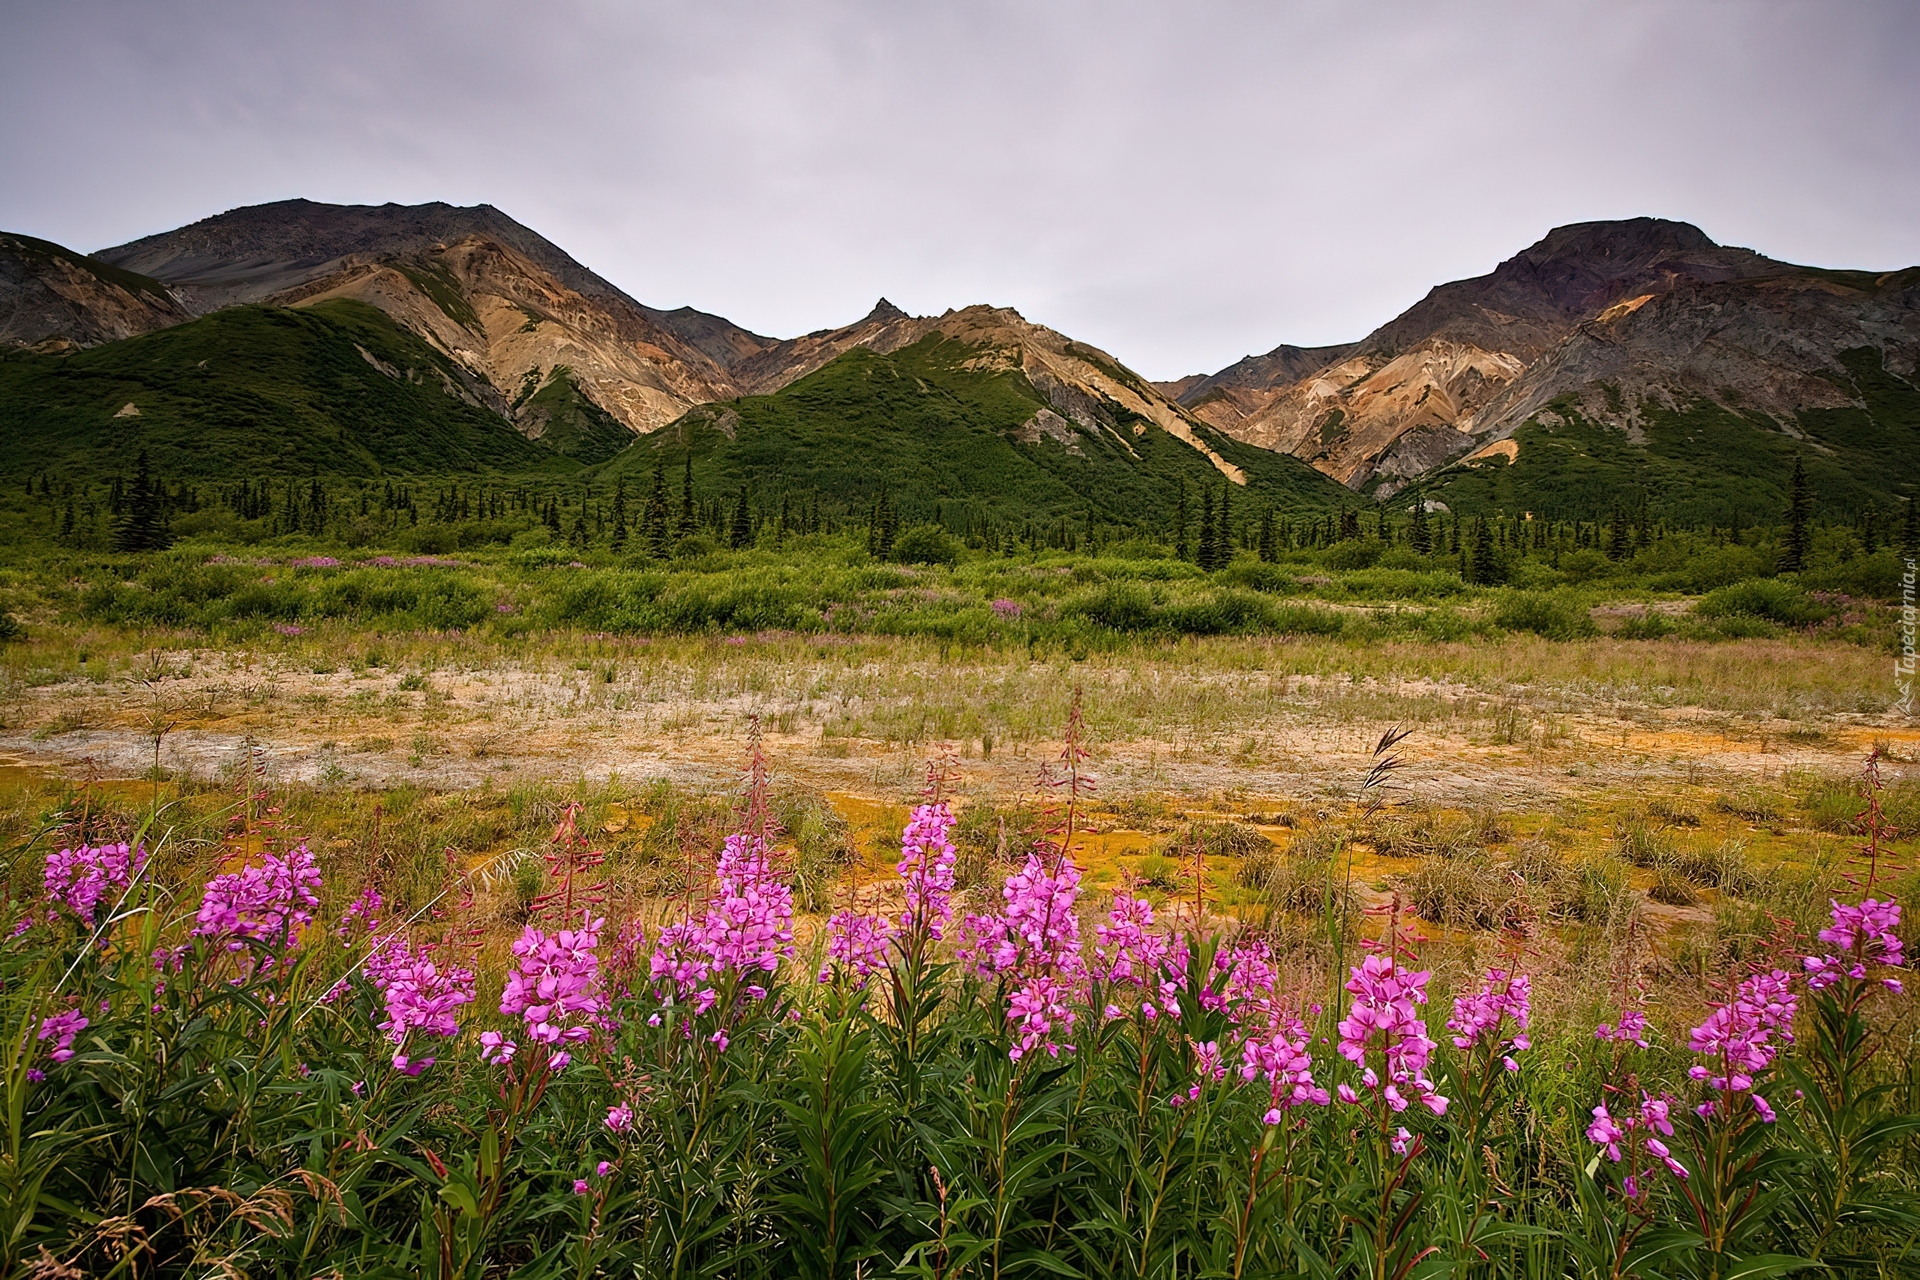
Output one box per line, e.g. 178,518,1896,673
0,496,1916,1278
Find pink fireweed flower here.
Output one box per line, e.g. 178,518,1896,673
605,1104,633,1132
1586,1093,1689,1193
990,852,1089,1061
820,910,894,986
1448,968,1532,1071
367,940,474,1071
1093,894,1178,1014
1687,968,1797,1119
1804,898,1905,992
44,843,147,924
1595,1008,1650,1048
35,1007,89,1065
1389,1127,1414,1156
1336,954,1447,1115
192,844,323,959
1240,1020,1330,1119
501,912,606,1055
478,1031,517,1065
573,1179,590,1196
649,833,794,1002
897,803,959,939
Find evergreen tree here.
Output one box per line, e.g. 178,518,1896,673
1778,454,1811,573
1470,517,1497,585
1903,496,1919,562
1257,508,1277,563
1174,479,1191,561
611,479,630,551
112,451,170,552
646,468,671,557
678,455,696,538
1218,484,1233,563
1197,488,1217,570
729,487,754,549
1339,508,1361,542
1409,497,1432,556
1606,505,1629,561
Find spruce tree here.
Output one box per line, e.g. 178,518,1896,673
678,455,696,538
729,487,753,549
1778,454,1811,573
1218,484,1233,563
647,468,671,557
1174,479,1191,561
1257,508,1277,563
1470,517,1496,585
1339,508,1361,542
1903,496,1919,562
1198,488,1217,570
1410,497,1432,556
611,478,630,551
113,451,170,552
1606,505,1629,561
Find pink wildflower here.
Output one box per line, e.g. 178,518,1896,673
1336,954,1447,1115
1240,1020,1330,1118
43,843,147,923
1804,898,1904,992
1687,968,1798,1120
501,912,606,1056
820,910,894,986
1447,968,1532,1071
36,1007,89,1065
192,844,323,958
479,1030,517,1065
649,833,793,1002
1595,1008,1650,1048
367,939,474,1071
1586,1093,1689,1193
605,1104,633,1132
898,803,959,939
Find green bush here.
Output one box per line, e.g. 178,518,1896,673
1492,591,1598,640
891,523,958,566
1697,578,1832,626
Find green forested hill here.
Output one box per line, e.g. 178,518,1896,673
0,299,557,480
597,334,1349,535
1425,348,1920,525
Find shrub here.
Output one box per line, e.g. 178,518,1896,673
1697,578,1832,626
891,523,959,566
1493,591,1598,640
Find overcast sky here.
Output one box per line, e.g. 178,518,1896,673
3,0,1916,379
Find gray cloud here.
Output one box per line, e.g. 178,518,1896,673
3,0,1916,378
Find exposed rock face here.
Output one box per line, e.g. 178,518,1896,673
0,232,190,350
1171,217,1914,490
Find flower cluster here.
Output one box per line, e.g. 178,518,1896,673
1241,1020,1330,1122
1595,1008,1650,1048
33,1006,89,1078
897,803,958,939
1804,898,1904,993
499,913,606,1069
1335,954,1447,1115
366,938,475,1074
1587,1093,1688,1197
1447,968,1532,1072
820,910,894,986
1093,894,1180,1020
192,845,323,959
650,834,793,1004
1687,968,1797,1121
960,852,1088,1060
43,843,147,924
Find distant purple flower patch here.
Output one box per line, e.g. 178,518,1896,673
991,598,1023,619
273,623,304,637
290,556,340,569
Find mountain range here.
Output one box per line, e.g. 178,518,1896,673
3,199,1916,523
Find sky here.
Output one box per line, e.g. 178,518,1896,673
3,0,1917,380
